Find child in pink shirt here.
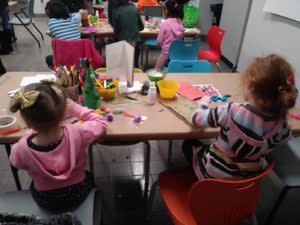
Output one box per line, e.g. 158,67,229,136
154,0,184,69
9,82,107,213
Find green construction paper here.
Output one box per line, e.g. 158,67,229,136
83,68,101,109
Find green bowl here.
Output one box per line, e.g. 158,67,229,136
89,16,98,24
146,69,167,83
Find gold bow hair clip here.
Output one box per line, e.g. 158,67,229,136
11,90,40,109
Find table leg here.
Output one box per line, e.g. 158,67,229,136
88,144,95,182
4,144,22,191
143,141,151,200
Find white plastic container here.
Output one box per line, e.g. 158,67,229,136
147,82,157,105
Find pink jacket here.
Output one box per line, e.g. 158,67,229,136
9,104,107,191
156,18,185,55
52,38,104,69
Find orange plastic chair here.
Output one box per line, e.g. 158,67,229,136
198,25,225,71
158,161,275,225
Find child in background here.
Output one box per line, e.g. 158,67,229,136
45,0,82,68
9,82,107,212
154,0,184,69
112,0,144,67
183,54,298,180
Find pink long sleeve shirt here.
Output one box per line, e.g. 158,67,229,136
156,18,184,55
9,104,107,191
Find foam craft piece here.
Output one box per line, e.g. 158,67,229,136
177,81,207,100
106,41,134,87
83,68,101,109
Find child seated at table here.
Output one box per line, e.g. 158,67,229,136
9,82,107,213
182,54,298,180
111,0,144,67
154,0,184,69
45,0,82,68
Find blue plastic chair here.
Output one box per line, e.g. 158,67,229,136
167,60,211,73
163,38,201,70
169,39,201,61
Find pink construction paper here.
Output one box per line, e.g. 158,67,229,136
177,82,207,100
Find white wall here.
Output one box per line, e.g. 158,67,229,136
219,0,251,65
238,0,300,107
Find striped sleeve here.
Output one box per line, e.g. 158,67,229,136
70,13,82,24
192,103,231,128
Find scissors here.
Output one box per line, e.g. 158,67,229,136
210,94,231,102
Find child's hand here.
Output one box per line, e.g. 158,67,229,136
198,96,210,106
66,98,78,114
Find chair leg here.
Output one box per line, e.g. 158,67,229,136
167,140,173,167
264,186,291,225
216,62,221,72
250,214,258,225
4,144,22,191
88,144,95,182
145,180,158,224
145,46,149,70
143,141,151,200
31,23,44,41
141,45,144,68
23,25,41,48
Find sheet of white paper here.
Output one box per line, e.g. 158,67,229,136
118,81,142,94
20,74,56,87
106,41,134,85
263,0,300,23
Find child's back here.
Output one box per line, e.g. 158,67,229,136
184,54,298,180
112,4,143,42
9,83,107,212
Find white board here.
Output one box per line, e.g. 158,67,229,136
263,0,300,23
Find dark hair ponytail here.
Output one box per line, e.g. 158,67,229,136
164,0,184,20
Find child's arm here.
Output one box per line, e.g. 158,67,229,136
9,143,27,170
192,96,231,128
66,99,107,144
156,23,166,46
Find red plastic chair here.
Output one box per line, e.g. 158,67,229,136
158,161,275,225
52,38,103,69
198,25,225,71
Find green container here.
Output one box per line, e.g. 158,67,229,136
146,69,167,83
183,3,200,28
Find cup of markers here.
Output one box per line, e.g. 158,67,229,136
95,78,119,100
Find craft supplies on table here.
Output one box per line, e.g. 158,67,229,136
177,81,207,100
19,74,57,87
0,116,19,135
95,78,119,100
147,82,157,105
146,69,166,83
210,94,231,102
157,80,180,99
118,81,143,94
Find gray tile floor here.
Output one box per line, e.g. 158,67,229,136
1,4,299,225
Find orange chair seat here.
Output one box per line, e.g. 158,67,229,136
198,50,220,63
158,169,198,225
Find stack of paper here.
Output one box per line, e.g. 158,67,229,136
20,74,57,87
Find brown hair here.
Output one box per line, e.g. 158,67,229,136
243,54,298,120
10,83,66,131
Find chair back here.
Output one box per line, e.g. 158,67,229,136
52,38,103,69
141,6,164,18
188,161,275,225
169,39,200,61
168,60,211,73
207,25,225,56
